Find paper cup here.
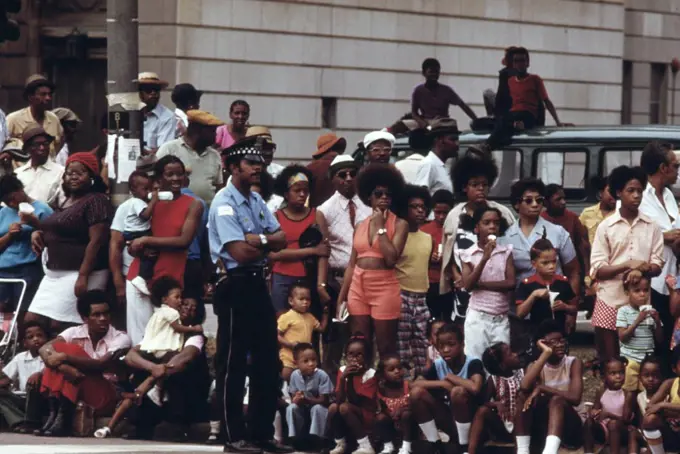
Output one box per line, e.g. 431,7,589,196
18,202,34,214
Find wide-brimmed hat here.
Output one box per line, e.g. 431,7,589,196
52,107,82,123
186,110,224,127
223,136,266,164
328,154,358,177
135,72,169,88
314,133,346,157
363,130,395,149
23,74,55,99
245,126,275,146
426,117,460,137
3,138,28,160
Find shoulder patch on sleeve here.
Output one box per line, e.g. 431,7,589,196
218,205,234,216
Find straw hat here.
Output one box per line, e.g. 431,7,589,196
135,72,169,88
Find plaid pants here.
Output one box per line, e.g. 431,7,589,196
397,290,430,377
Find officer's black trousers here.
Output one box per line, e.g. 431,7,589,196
214,269,279,443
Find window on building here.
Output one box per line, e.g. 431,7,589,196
650,63,668,124
321,97,337,129
621,60,632,124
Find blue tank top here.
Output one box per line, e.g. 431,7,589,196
434,356,475,380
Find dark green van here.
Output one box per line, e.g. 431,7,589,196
356,125,680,213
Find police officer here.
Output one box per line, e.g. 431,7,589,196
208,137,292,454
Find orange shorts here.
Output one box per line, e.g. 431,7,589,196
347,267,401,320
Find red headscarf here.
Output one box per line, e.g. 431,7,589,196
66,151,100,175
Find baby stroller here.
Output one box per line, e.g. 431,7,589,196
0,278,28,365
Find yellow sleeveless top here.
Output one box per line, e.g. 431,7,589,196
396,230,433,293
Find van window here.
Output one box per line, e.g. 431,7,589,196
600,149,642,176
489,149,522,199
534,149,588,189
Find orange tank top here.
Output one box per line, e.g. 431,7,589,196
354,211,397,259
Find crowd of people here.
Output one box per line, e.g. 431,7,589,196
0,48,678,454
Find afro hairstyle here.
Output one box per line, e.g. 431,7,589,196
451,153,499,196
607,165,647,200
356,163,405,208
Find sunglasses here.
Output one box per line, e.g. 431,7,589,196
141,87,160,94
337,170,357,179
521,196,545,205
373,189,392,199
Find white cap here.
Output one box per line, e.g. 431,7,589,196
363,130,395,149
330,154,355,167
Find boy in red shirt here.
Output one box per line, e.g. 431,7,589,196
421,189,455,319
487,47,564,150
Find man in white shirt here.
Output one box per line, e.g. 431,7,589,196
317,154,371,378
638,141,680,351
414,117,459,195
15,126,64,204
395,152,425,184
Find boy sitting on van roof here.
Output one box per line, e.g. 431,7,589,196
486,47,565,150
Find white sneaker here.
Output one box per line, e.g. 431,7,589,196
397,447,410,454
130,276,151,295
330,440,347,454
352,446,375,454
438,431,450,443
379,445,394,454
94,426,111,438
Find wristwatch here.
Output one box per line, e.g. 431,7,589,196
377,228,387,236
259,234,268,247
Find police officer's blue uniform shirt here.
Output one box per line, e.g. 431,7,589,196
208,181,281,269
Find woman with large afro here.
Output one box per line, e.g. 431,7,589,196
336,163,408,359
439,151,515,320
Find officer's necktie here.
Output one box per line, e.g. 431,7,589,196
349,199,356,228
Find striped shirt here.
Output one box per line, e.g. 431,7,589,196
616,305,657,363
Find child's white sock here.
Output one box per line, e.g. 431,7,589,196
418,420,439,442
438,430,450,443
209,420,220,434
380,441,394,453
516,435,531,454
542,435,561,454
398,441,412,454
358,436,371,448
455,421,471,445
273,411,283,442
643,430,665,454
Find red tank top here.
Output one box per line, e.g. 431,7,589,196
127,194,194,286
354,211,397,259
272,208,317,277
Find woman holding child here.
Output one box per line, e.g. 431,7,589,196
125,155,203,344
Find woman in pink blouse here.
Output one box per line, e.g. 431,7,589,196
214,100,249,149
590,165,664,362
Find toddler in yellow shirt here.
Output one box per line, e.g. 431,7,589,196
277,282,329,381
